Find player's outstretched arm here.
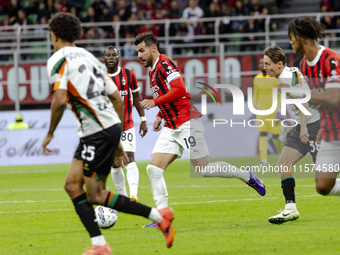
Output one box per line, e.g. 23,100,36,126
310,87,340,107
42,89,67,155
153,78,187,106
108,90,125,130
133,91,148,137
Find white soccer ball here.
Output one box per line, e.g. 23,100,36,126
94,205,118,229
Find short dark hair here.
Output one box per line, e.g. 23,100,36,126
288,16,325,41
264,46,286,65
103,45,119,55
49,13,82,43
134,33,160,51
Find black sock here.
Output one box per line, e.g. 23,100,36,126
281,177,295,204
106,192,151,218
72,193,101,238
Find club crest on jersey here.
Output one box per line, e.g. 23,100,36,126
120,90,128,96
151,85,160,92
122,77,126,86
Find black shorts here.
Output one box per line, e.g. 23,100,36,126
74,124,121,179
285,120,321,163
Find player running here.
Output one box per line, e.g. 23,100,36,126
263,45,321,224
134,33,266,228
103,46,147,202
288,16,340,196
252,58,283,167
42,13,175,254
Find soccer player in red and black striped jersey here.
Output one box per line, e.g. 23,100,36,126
135,33,266,227
103,46,147,202
288,16,340,196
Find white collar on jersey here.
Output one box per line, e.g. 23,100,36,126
107,66,121,77
278,66,290,79
307,45,325,67
150,55,160,71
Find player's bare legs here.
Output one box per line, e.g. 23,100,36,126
64,158,85,199
193,155,266,196
268,147,303,224
83,173,175,247
190,156,209,170
315,172,338,195
64,159,106,251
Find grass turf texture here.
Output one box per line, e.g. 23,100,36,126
1,155,340,255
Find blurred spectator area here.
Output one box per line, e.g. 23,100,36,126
1,0,340,60
0,0,280,56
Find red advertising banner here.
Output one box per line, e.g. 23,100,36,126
0,54,298,105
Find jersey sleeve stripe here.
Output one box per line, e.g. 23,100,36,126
67,81,103,128
51,57,66,77
52,81,60,91
296,71,303,85
52,61,67,91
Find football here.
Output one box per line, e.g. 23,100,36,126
94,205,118,229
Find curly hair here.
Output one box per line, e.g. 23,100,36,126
134,33,160,51
49,13,82,43
288,16,325,41
264,46,286,65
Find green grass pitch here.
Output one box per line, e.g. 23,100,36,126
1,155,340,255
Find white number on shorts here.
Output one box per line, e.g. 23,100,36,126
183,136,196,149
309,140,320,153
81,145,95,161
121,132,133,142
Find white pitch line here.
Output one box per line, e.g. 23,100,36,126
171,194,320,205
0,184,316,193
0,209,74,214
0,195,320,214
0,188,65,192
0,169,65,174
0,200,69,204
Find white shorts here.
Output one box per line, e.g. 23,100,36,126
121,127,136,152
152,118,209,160
315,140,340,173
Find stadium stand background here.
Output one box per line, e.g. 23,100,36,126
1,0,340,110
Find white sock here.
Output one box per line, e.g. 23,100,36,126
285,202,297,211
146,164,168,209
148,208,162,223
198,161,250,182
328,179,340,196
111,167,127,196
126,162,139,198
91,235,106,246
